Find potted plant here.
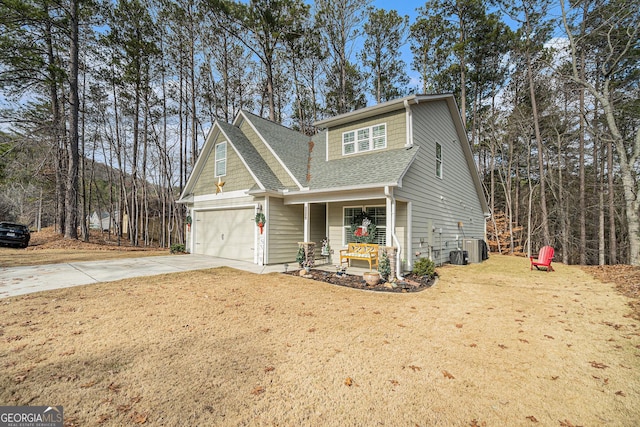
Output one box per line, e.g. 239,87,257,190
363,271,380,286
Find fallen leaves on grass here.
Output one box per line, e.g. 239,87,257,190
132,412,148,424
583,265,640,320
96,414,111,424
344,377,353,387
442,370,455,379
251,385,265,395
526,415,538,422
559,419,583,427
590,361,609,369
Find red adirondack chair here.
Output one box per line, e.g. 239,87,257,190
530,246,555,272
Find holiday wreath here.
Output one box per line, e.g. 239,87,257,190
255,212,266,234
350,211,377,243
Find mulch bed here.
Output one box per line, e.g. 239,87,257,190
284,269,436,293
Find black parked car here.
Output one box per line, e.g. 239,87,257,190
0,222,31,248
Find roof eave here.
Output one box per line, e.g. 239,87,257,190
313,94,454,128
285,182,399,196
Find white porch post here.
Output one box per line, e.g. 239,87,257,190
385,186,404,280
304,202,310,242
386,197,393,247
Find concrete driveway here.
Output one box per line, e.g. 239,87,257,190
0,254,286,299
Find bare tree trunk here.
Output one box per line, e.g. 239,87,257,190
64,0,79,240
80,62,89,242
598,140,606,265
578,48,587,264
526,138,534,257
557,130,569,264
524,6,550,246
607,139,617,264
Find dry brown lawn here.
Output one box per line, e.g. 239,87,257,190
1,251,639,426
0,228,168,267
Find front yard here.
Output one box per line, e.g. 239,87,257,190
1,255,639,426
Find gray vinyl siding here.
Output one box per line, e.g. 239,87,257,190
397,100,486,266
266,197,304,263
395,201,408,270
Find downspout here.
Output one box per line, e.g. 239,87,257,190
404,100,413,148
304,202,310,242
385,186,403,280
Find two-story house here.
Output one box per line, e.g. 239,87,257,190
178,94,489,276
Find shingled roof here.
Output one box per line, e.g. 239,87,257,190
240,111,311,188
307,142,418,190
222,112,416,193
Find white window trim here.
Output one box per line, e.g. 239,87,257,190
215,142,227,177
342,123,387,156
342,205,387,246
436,142,443,179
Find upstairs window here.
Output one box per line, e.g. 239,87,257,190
342,123,386,155
215,142,227,177
436,142,442,178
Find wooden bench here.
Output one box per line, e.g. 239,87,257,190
340,243,379,270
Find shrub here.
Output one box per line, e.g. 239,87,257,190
296,246,305,267
170,243,186,254
378,251,391,281
413,257,435,277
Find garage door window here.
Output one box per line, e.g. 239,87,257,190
215,142,227,177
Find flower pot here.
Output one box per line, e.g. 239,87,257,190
363,271,380,286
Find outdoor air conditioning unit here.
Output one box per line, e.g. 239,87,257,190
449,249,468,265
462,239,485,263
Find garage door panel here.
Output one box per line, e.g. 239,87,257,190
195,209,254,261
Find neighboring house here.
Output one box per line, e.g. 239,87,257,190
88,211,113,231
87,211,124,233
178,94,489,275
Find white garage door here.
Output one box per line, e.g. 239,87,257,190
194,209,255,261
